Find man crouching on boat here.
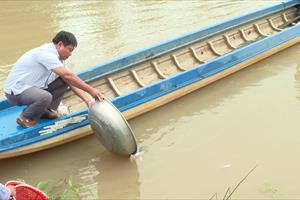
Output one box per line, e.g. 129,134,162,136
4,31,103,128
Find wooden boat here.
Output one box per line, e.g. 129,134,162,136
1,0,300,159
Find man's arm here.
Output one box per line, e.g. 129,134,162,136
69,85,95,108
52,66,103,100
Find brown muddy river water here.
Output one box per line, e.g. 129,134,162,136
1,0,300,199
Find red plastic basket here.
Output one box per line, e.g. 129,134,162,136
15,184,48,200
5,181,23,187
5,181,48,200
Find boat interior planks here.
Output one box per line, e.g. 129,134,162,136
2,0,300,158
63,6,299,114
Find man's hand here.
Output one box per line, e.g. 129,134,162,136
85,88,104,108
90,88,104,101
85,98,95,108
69,85,104,109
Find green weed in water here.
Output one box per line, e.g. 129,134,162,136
59,179,80,200
16,179,81,200
36,181,56,200
261,182,279,199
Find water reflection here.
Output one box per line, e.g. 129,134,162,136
97,154,140,199
78,152,140,199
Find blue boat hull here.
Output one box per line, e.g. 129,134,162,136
1,0,300,158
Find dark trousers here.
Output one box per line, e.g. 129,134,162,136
5,77,68,121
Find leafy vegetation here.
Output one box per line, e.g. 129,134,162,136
261,182,280,199
16,178,81,200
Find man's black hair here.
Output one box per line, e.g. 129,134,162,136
52,31,77,47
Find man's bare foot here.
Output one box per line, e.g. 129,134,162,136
41,109,62,119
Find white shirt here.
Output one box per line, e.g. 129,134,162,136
0,183,10,200
4,43,66,95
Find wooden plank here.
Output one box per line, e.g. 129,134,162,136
107,77,121,96
223,34,237,49
268,18,283,31
171,55,186,71
188,47,205,64
282,13,289,23
131,70,145,87
151,61,167,79
135,65,160,85
254,23,268,37
239,28,251,41
207,41,222,56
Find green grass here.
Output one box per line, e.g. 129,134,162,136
261,182,280,199
16,179,81,200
